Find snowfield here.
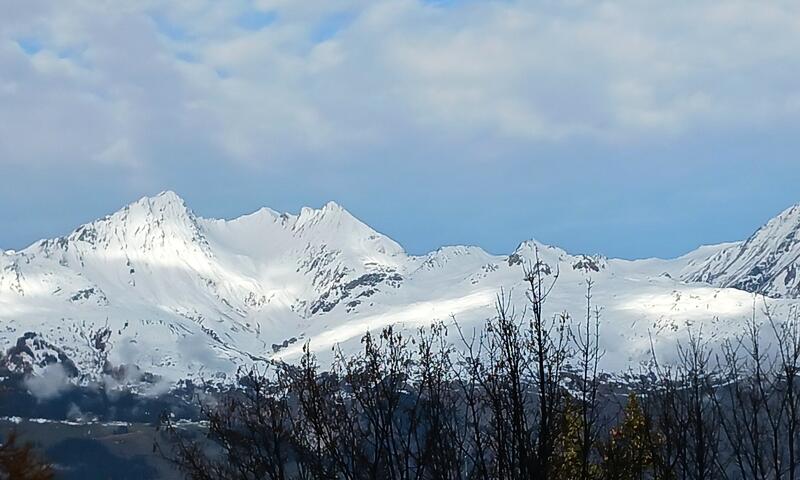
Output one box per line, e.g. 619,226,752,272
2,191,799,385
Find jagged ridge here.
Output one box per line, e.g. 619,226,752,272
0,192,799,387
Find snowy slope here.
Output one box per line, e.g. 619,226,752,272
682,203,800,298
0,192,796,385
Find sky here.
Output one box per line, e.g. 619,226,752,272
1,0,799,259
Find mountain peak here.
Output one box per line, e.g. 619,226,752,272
295,201,363,231
322,200,345,212
56,190,204,252
156,189,183,202
778,202,800,219
7,194,800,385
682,202,800,298
117,190,196,225
753,203,800,237
131,190,187,210
298,201,349,217
514,239,568,256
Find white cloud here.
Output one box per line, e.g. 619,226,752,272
25,363,72,400
94,137,140,167
1,0,799,171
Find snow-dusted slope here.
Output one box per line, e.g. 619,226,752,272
682,203,800,298
0,192,797,385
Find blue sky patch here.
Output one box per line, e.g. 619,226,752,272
16,38,42,55
150,14,188,41
175,51,198,63
311,12,356,43
237,10,278,31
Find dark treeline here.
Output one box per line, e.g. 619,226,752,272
159,261,800,480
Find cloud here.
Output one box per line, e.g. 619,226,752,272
25,363,72,400
94,138,141,167
0,0,798,172
2,0,800,259
177,332,226,372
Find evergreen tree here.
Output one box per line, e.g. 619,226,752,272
601,394,653,480
553,399,596,480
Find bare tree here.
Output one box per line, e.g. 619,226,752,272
158,366,295,480
574,279,605,480
643,328,722,480
768,304,800,479
161,271,800,480
712,305,776,480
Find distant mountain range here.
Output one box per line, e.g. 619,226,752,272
2,192,799,386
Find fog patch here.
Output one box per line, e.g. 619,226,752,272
66,402,89,422
113,336,138,365
141,376,172,397
25,363,72,400
101,364,145,401
177,334,225,371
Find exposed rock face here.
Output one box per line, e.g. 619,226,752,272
1,332,79,377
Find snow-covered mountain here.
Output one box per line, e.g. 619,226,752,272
1,192,798,386
681,203,800,298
